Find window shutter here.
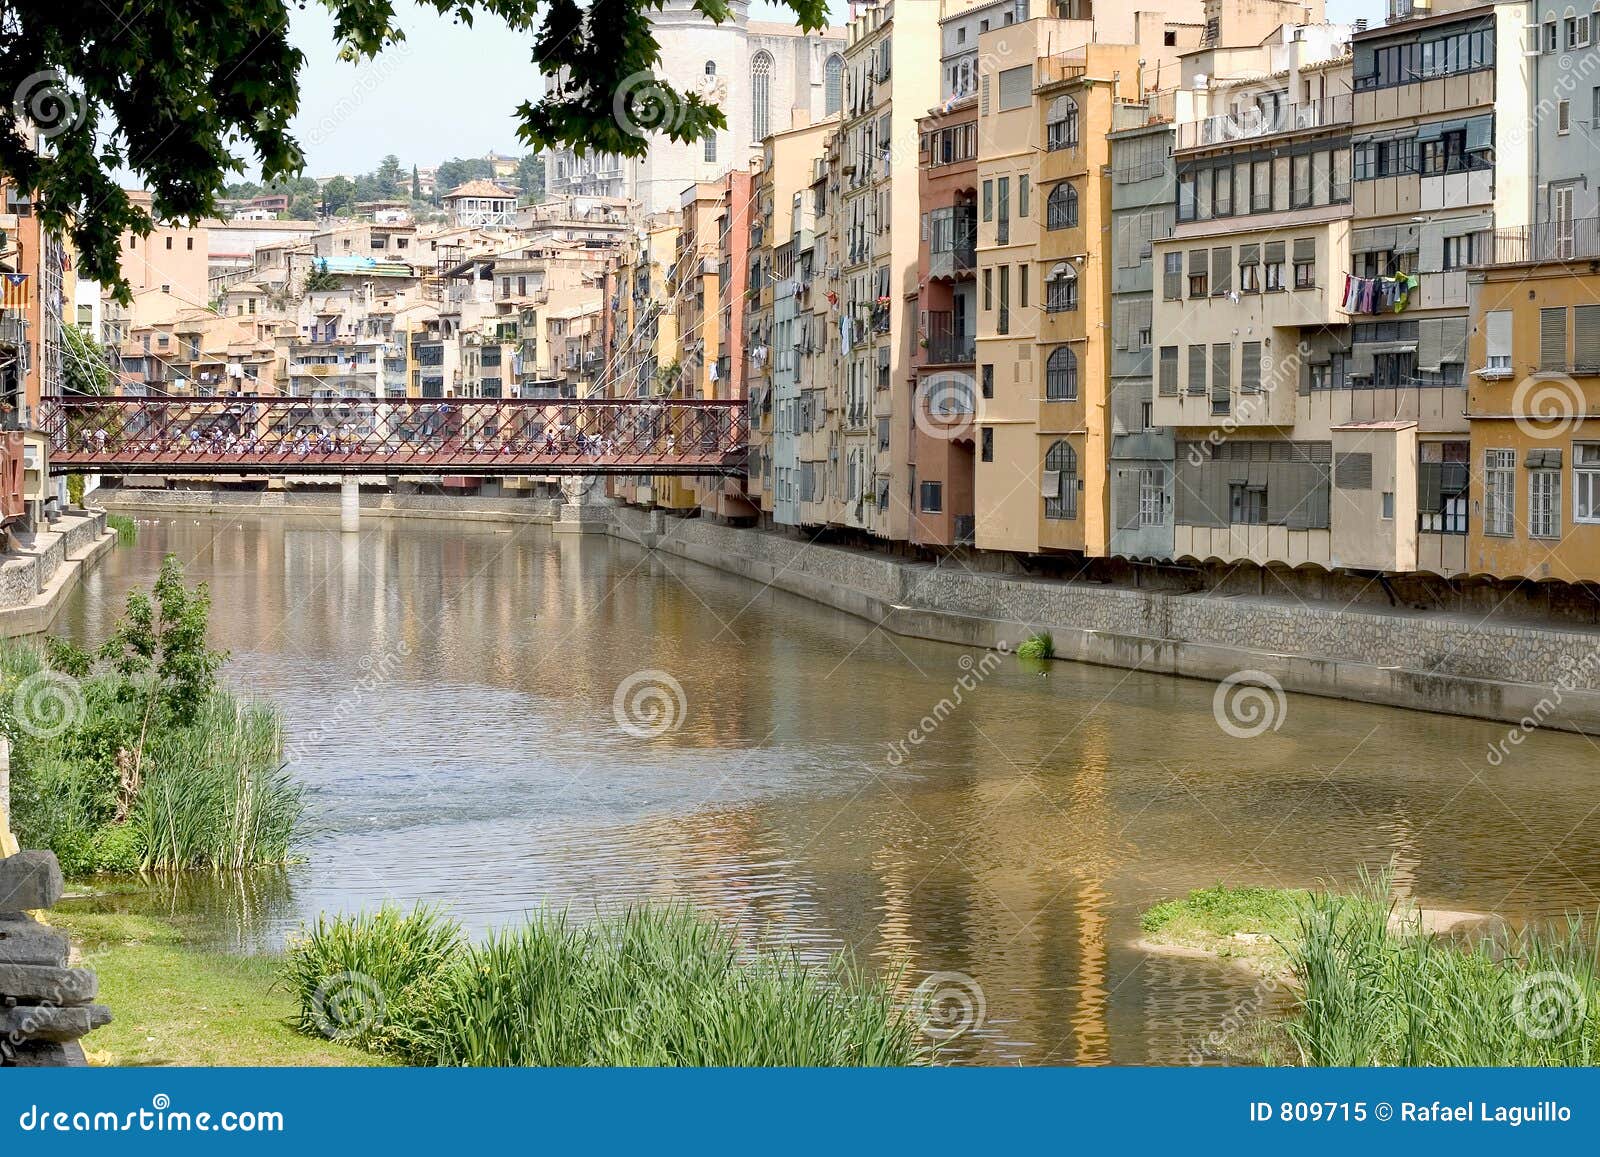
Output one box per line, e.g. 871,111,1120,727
1264,240,1286,265
1575,304,1600,371
1439,315,1466,366
1486,309,1512,363
1113,300,1129,350
1188,344,1207,395
1189,248,1208,276
1114,467,1143,531
997,65,1032,110
1211,343,1231,407
1212,247,1231,293
1159,346,1179,396
1419,461,1443,514
1417,317,1443,372
1540,306,1569,371
1239,242,1260,266
1292,237,1316,264
1335,451,1372,490
1240,341,1262,393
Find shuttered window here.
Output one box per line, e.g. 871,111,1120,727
997,65,1032,111
1211,247,1231,294
1162,252,1183,300
1485,309,1512,370
1540,306,1568,371
1159,346,1179,396
1575,304,1600,372
1240,341,1262,394
1210,343,1231,414
1187,344,1207,395
1335,451,1373,490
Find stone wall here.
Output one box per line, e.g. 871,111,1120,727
0,510,110,615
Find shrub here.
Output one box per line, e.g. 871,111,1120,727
1016,631,1055,662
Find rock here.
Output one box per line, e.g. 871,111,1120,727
0,917,69,967
0,1003,112,1043
0,963,97,1004
4,1040,86,1066
0,852,63,913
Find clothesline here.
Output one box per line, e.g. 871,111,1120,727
1341,272,1417,315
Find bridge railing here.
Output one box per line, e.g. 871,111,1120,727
37,395,749,476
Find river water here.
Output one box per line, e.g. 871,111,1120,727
53,510,1600,1064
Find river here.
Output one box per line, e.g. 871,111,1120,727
52,510,1600,1064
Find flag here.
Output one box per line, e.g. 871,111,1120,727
1,274,27,309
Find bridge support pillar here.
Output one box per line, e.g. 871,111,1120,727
340,476,360,533
553,475,613,537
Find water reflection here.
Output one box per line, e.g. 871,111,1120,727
53,511,1600,1063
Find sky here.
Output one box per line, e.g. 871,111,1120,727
281,0,1388,180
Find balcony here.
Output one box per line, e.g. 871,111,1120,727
923,312,975,366
1176,94,1352,152
928,212,977,281
1478,217,1600,266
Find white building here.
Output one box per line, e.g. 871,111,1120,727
544,0,846,213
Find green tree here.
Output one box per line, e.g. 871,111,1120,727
375,154,405,198
99,554,226,725
411,164,421,201
434,156,495,197
322,176,356,216
0,1,826,301
286,194,319,220
515,153,545,201
62,324,115,395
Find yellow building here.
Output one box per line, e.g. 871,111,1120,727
1465,249,1600,583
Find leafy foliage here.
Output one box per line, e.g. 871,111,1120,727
99,554,226,722
6,0,823,299
62,324,115,395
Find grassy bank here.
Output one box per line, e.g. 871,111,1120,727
3,554,302,874
50,905,379,1067
1142,878,1600,1065
284,904,931,1067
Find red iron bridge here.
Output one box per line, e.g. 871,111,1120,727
37,396,749,477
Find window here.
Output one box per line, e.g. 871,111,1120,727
1045,264,1077,312
1240,341,1262,394
981,362,993,399
1044,441,1078,519
997,263,1009,334
1290,155,1312,208
1442,233,1477,270
1139,468,1165,527
1210,343,1231,415
1211,247,1231,296
1531,463,1561,538
1213,166,1233,217
1484,448,1516,536
1264,241,1285,291
981,427,994,461
1046,94,1079,150
705,61,716,76
982,180,993,222
982,267,992,310
185,237,193,251
704,132,717,162
1251,160,1272,213
1047,182,1078,230
1239,243,1260,293
1045,346,1078,400
1541,306,1569,372
1292,238,1316,289
751,52,773,141
1229,482,1267,524
1018,175,1029,219
997,65,1033,111
1188,248,1208,298
1381,492,1395,519
1575,443,1600,522
1485,309,1512,374
1559,99,1572,135
1158,345,1179,396
920,481,943,513
1187,344,1206,396
165,236,172,249
1162,251,1182,300
997,176,1010,244
825,54,843,115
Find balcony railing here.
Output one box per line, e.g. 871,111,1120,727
929,228,977,280
923,312,975,365
1176,94,1352,151
1478,216,1600,265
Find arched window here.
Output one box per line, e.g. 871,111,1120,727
1044,441,1078,520
1047,182,1078,230
1045,346,1078,400
1045,263,1078,312
752,51,774,141
705,61,717,77
1046,94,1079,151
825,54,844,115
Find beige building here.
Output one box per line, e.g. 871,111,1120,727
116,191,210,308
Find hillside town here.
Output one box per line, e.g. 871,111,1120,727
4,0,1598,596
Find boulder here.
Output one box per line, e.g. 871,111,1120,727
0,917,69,967
0,1004,112,1043
0,963,98,1004
0,851,63,913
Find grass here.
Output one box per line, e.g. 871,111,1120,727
1139,884,1311,968
49,906,382,1067
1016,631,1055,662
285,904,931,1067
105,513,137,545
1143,874,1600,1066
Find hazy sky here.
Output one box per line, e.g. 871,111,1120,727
281,0,1388,179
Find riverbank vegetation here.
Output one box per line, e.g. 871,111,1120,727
1143,877,1600,1065
106,512,137,545
1016,631,1055,662
4,554,301,875
285,904,929,1066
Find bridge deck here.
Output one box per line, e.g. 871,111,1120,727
37,395,749,477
